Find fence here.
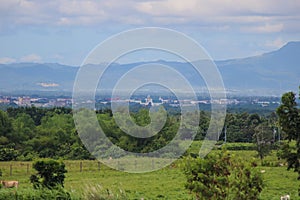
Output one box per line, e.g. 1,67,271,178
0,162,32,177
0,160,104,177
0,158,175,177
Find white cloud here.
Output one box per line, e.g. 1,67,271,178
135,0,300,18
241,23,284,33
0,57,16,64
20,54,42,63
37,82,59,87
58,1,106,17
0,0,298,64
135,0,300,34
0,0,298,33
265,38,286,48
52,54,64,60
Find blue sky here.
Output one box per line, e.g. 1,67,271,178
0,0,299,65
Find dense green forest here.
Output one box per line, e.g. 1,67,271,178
0,106,279,161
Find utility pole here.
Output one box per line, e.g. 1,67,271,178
278,127,281,143
224,125,227,143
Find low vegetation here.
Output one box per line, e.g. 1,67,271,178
182,149,263,200
0,146,298,199
0,91,298,199
0,187,71,200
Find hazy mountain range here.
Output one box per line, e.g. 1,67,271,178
0,41,299,96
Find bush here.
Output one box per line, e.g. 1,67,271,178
0,146,18,161
17,152,39,161
30,159,67,189
230,158,264,199
182,149,264,200
222,142,256,151
182,149,232,199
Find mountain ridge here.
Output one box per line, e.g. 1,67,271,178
0,41,299,96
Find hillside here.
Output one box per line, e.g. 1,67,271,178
0,41,299,96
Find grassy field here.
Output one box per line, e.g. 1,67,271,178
0,146,299,199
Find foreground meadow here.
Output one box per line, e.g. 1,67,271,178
0,147,299,199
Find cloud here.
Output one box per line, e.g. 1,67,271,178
52,54,64,60
0,0,298,33
135,0,300,34
135,0,300,19
0,0,298,63
0,54,43,64
37,82,59,87
20,54,42,63
265,38,286,48
0,57,16,64
0,0,134,27
241,23,284,33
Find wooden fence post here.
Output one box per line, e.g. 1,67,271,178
9,164,12,176
80,161,83,172
27,163,29,174
152,159,154,169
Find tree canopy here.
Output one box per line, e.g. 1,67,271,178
276,91,300,195
0,106,278,161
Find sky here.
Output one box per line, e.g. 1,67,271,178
0,0,299,66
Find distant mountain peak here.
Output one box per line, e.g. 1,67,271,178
276,41,300,53
283,41,300,47
261,41,300,60
0,41,299,96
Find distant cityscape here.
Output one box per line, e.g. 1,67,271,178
0,94,281,109
0,96,72,107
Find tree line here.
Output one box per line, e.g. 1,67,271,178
0,105,280,161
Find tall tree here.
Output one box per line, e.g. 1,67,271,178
0,110,13,140
254,122,274,162
276,91,300,195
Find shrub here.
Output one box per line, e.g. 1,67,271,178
222,142,256,150
30,158,67,189
182,149,264,200
182,149,231,199
230,159,264,199
0,146,18,161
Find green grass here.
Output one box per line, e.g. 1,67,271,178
260,166,298,200
0,145,299,199
65,167,189,199
0,187,72,200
